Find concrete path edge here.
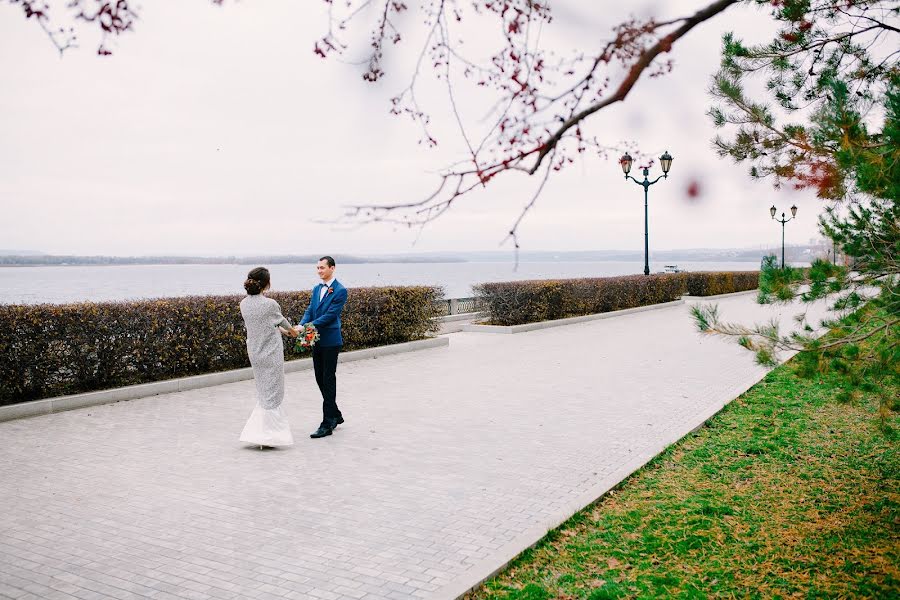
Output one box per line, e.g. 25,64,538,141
683,289,758,302
463,289,760,334
462,299,686,334
0,337,449,423
435,311,487,323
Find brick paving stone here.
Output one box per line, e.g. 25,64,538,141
0,293,829,599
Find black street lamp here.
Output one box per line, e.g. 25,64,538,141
770,204,798,268
619,150,673,275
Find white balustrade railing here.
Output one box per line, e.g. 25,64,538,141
438,297,480,316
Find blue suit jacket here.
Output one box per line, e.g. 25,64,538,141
299,280,347,347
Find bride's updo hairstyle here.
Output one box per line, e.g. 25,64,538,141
244,267,271,295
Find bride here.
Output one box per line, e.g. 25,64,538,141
239,267,295,448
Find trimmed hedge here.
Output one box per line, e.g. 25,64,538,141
474,271,759,326
0,286,442,406
682,271,760,297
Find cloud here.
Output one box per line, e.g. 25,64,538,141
0,0,826,255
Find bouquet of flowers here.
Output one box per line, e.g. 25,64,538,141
294,324,320,352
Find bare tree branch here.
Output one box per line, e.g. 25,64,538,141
318,0,740,242
529,0,740,174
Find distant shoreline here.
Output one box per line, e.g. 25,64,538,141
0,246,828,267
0,257,469,267
0,258,768,268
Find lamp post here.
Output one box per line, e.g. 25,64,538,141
769,204,798,268
619,151,673,275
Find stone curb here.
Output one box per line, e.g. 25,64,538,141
462,289,760,334
682,289,758,301
0,337,449,423
461,299,686,334
434,311,486,323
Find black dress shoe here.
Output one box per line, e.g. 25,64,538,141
310,425,333,439
331,416,345,428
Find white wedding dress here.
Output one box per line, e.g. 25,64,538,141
239,294,295,447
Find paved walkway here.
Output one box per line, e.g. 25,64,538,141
0,293,831,600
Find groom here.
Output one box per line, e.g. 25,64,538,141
295,256,348,438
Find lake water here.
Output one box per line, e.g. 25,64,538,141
0,261,762,305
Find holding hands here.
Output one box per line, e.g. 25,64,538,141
279,325,300,338
293,323,320,352
278,323,320,352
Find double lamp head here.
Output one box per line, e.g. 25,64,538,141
619,151,673,178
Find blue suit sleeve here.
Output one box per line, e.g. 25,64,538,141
299,297,314,326
311,288,347,328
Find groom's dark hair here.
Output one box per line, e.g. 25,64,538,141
319,256,336,267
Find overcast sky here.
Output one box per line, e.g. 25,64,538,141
0,0,827,256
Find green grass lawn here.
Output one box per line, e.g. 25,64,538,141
466,358,899,598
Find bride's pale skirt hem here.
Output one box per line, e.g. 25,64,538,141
240,404,294,447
